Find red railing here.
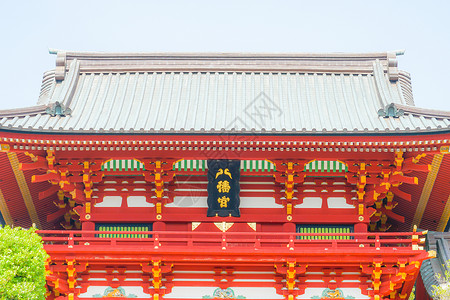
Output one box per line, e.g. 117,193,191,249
37,230,425,252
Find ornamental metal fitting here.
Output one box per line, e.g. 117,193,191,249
46,101,72,117
378,103,404,118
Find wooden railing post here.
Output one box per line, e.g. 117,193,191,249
254,238,261,250
154,232,160,249
187,234,193,247
68,232,74,249
375,234,381,250
288,235,294,251
221,233,226,250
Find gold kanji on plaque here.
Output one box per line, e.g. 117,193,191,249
217,180,231,193
215,168,232,179
218,196,230,208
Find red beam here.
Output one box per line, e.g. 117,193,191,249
88,207,363,223
46,207,69,222
39,229,428,265
4,130,449,161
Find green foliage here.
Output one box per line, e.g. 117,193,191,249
408,286,415,300
432,261,450,300
0,226,48,300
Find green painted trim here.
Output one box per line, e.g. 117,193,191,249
296,224,353,240
96,223,152,238
102,159,346,174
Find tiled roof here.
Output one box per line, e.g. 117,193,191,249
1,50,449,134
420,231,450,298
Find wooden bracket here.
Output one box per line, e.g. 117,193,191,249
143,160,176,220
273,160,306,221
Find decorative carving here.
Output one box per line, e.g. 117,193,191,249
202,287,246,299
311,288,355,299
377,103,404,118
55,50,67,81
214,222,234,232
92,286,137,298
192,222,201,231
247,222,256,231
46,101,72,116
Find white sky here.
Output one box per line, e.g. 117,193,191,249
0,0,449,110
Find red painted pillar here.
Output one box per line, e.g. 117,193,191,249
82,221,95,238
82,221,95,231
153,221,166,231
283,222,296,232
354,223,367,233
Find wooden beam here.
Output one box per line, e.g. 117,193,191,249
412,154,443,229
7,152,41,228
0,189,13,225
437,191,450,232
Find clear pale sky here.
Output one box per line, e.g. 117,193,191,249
0,0,449,110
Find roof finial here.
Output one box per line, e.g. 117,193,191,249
378,103,404,118
48,48,59,55
45,101,72,117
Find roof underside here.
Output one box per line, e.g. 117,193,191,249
1,51,449,134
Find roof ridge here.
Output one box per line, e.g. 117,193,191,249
49,50,401,80
49,49,401,58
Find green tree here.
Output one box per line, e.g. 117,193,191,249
432,261,450,300
408,286,415,300
0,226,48,300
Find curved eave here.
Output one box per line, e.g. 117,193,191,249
394,154,450,233
0,105,47,118
397,104,450,119
1,122,450,136
1,127,450,144
0,152,55,229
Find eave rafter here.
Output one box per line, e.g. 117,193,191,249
0,189,13,225
0,132,449,161
6,152,41,228
19,150,104,228
344,151,430,231
412,154,444,230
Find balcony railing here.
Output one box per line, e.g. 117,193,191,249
38,230,425,253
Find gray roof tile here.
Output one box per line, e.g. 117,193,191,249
1,51,450,134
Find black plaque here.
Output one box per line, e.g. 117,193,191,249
207,160,240,217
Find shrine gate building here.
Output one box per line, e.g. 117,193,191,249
1,50,449,299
